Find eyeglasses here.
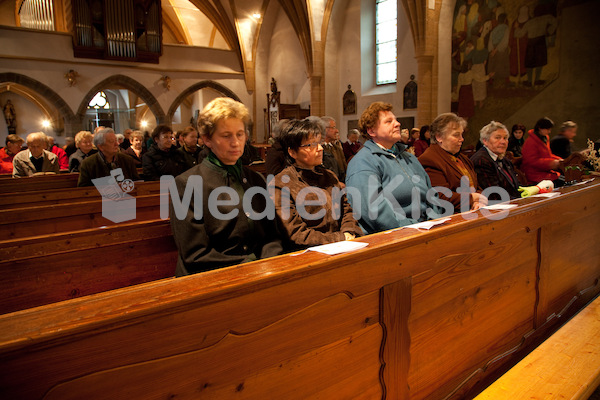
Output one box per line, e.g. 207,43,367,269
299,142,321,149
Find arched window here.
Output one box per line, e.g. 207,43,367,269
18,0,55,31
376,0,397,85
88,91,111,110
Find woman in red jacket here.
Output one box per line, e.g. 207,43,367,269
520,117,563,185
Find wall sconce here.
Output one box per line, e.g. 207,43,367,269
160,75,171,90
64,69,79,87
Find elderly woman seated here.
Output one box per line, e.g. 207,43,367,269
470,121,522,200
272,118,362,249
418,112,487,212
69,131,97,172
169,97,284,276
122,130,145,168
142,125,187,180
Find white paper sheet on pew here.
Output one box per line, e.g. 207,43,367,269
307,241,369,255
531,192,561,198
481,203,518,210
398,217,452,231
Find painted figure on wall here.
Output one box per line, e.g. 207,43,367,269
514,3,557,87
451,0,560,138
509,5,530,85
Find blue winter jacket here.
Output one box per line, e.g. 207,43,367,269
345,140,441,234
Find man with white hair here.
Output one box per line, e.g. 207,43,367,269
12,132,60,177
78,127,139,187
470,121,522,199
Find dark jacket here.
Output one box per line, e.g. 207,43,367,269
77,151,139,187
142,144,187,181
69,148,98,172
178,145,204,170
342,140,362,162
265,139,287,176
507,137,524,158
169,158,285,276
121,147,144,168
470,147,522,200
418,143,480,212
322,141,347,181
550,135,571,159
273,165,362,249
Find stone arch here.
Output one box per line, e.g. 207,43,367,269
76,74,165,126
166,80,241,121
0,72,76,134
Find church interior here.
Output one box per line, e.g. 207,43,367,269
1,0,600,399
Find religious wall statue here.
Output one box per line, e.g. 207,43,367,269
343,85,356,115
266,77,281,140
3,100,16,134
403,75,417,109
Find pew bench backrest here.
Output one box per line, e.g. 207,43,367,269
0,219,177,315
0,180,161,209
0,193,166,240
0,173,79,193
0,180,597,400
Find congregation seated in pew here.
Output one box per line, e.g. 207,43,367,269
521,117,564,186
45,135,68,171
12,131,60,177
177,126,205,170
68,130,97,172
142,124,188,181
0,133,24,174
121,129,145,168
418,112,488,212
77,127,139,187
272,118,362,249
470,121,523,200
345,101,441,234
169,97,284,276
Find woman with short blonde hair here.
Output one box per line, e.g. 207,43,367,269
69,131,97,172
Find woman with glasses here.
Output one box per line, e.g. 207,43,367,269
142,124,187,180
272,118,362,250
169,97,284,276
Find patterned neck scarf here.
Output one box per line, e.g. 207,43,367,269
207,150,243,183
449,153,475,187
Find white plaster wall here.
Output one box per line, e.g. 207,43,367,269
336,0,418,140
0,27,251,137
266,8,310,106
0,92,50,145
254,0,279,142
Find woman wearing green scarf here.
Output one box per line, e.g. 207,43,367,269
170,97,284,276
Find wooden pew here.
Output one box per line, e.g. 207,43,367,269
0,172,79,193
0,180,598,400
0,219,177,315
475,295,600,400
0,180,161,209
0,193,166,240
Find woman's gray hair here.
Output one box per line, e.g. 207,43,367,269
306,116,327,136
430,113,467,144
479,121,508,142
93,127,115,147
